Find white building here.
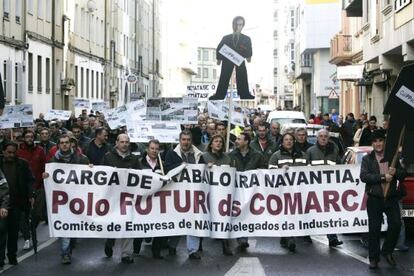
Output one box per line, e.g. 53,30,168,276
160,0,198,98
273,0,298,109
294,0,341,116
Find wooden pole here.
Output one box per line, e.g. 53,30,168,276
383,124,406,200
226,67,235,152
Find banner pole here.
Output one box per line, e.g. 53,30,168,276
226,67,235,152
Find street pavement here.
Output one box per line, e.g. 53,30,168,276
1,222,414,276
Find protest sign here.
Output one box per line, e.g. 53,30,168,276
126,120,180,143
44,109,73,121
146,97,198,124
104,105,128,130
0,104,34,129
45,163,380,239
73,98,91,109
91,101,109,112
219,44,244,66
208,101,244,127
186,84,216,101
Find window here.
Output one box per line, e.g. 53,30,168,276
96,72,99,99
46,58,50,93
273,49,278,57
46,0,51,21
274,67,278,76
203,68,208,78
38,0,43,19
81,67,84,97
91,70,94,98
37,56,42,93
28,53,33,92
213,69,217,79
273,30,278,40
290,43,295,62
3,62,7,99
274,86,278,94
81,9,85,38
3,0,10,19
101,72,104,99
290,10,295,31
15,63,23,102
198,49,201,61
28,0,34,14
197,67,201,78
75,66,78,97
274,11,278,22
15,0,21,23
86,69,89,98
203,49,209,61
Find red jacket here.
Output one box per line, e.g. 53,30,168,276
17,143,46,190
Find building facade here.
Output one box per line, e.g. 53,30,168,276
0,0,162,116
273,0,298,110
293,0,342,117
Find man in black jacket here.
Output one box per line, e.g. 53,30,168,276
360,129,406,269
44,134,89,265
0,169,9,268
0,142,34,266
210,16,254,100
165,130,205,260
103,134,142,264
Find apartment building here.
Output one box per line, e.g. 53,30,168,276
0,0,162,116
273,0,298,110
293,0,342,117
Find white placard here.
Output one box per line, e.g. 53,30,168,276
73,98,91,108
126,120,180,143
0,104,34,129
44,109,73,121
396,85,414,109
219,44,244,66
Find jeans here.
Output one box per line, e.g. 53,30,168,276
396,202,406,247
186,236,200,254
367,197,401,261
60,238,71,256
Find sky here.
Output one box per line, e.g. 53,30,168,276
172,0,274,91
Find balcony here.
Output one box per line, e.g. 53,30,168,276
330,34,353,65
343,0,362,17
295,54,312,79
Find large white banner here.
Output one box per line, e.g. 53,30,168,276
45,163,376,239
0,104,34,129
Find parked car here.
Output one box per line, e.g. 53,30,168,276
266,111,307,127
342,146,414,220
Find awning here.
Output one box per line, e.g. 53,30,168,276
337,64,364,80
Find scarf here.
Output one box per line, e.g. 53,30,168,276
55,148,74,163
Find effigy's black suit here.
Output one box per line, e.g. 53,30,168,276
213,33,252,100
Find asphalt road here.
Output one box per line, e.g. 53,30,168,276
1,222,414,275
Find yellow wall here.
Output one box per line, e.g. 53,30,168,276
395,2,414,29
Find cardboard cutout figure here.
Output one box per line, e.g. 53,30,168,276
383,64,414,165
210,16,254,100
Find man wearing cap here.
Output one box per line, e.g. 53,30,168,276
360,129,406,269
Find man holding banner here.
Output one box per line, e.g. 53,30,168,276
360,129,406,269
43,134,90,265
102,134,143,264
165,130,205,260
306,129,343,247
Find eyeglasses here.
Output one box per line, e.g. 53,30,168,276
59,141,70,144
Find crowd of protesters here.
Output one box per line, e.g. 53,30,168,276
0,105,408,269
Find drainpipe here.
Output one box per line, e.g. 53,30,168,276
51,0,56,109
